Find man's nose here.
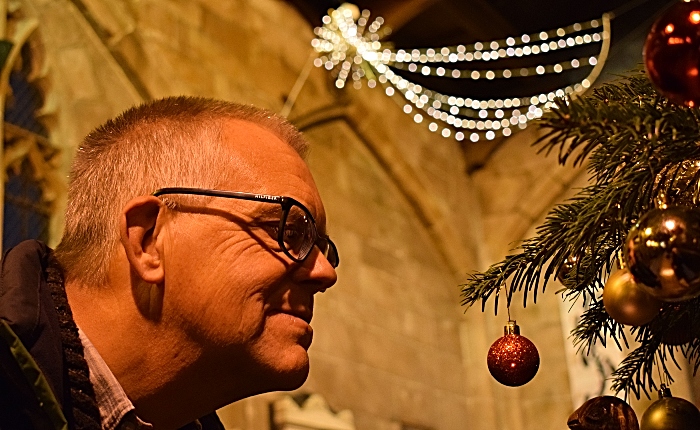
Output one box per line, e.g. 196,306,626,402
297,246,338,293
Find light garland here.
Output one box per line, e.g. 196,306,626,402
392,32,603,66
391,55,599,79
312,3,611,142
396,19,604,57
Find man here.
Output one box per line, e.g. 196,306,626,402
0,97,339,430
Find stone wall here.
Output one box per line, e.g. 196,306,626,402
20,0,671,429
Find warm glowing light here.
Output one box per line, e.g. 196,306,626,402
664,220,676,230
313,4,607,143
691,11,700,24
660,266,675,277
665,23,675,34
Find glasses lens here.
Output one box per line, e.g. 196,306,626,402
318,237,339,268
282,204,315,260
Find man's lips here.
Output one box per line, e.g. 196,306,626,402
273,308,313,324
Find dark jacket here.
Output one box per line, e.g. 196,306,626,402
0,241,223,430
0,241,74,429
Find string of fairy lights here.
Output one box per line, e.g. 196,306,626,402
311,3,611,142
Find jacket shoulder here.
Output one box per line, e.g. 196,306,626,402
0,240,51,343
0,240,65,407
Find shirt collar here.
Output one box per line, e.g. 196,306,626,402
78,327,153,430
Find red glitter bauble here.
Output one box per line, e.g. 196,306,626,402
644,0,700,106
487,321,540,387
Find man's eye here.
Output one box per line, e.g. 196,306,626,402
256,222,281,238
282,224,303,243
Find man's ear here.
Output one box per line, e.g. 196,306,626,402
120,196,166,284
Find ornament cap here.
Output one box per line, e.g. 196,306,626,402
658,384,672,399
504,320,520,335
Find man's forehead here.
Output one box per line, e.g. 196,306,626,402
221,119,296,155
216,119,326,223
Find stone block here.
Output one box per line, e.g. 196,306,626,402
434,392,469,429
410,312,440,348
472,169,530,216
465,395,499,429
311,312,361,360
200,5,251,58
435,315,462,354
486,127,549,175
136,2,183,51
516,175,569,221
481,213,534,260
307,353,397,417
194,0,245,23
354,326,411,376
162,0,203,29
390,379,438,427
68,100,113,136
112,31,148,76
79,0,136,45
38,2,85,48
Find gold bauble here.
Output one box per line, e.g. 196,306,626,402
624,207,700,302
603,269,661,326
641,387,700,430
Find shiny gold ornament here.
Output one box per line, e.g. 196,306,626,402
624,207,700,302
486,321,539,387
640,386,700,429
603,269,661,326
567,396,639,430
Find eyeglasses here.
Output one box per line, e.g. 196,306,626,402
152,187,339,268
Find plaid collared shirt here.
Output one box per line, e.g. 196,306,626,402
78,328,154,430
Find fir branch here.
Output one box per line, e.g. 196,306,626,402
610,337,661,399
571,299,628,355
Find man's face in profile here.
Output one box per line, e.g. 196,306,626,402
159,120,337,393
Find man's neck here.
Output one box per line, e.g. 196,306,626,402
65,278,212,429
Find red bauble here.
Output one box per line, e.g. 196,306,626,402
644,0,700,106
487,321,540,387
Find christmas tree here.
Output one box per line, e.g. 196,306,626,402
461,69,700,397
461,1,700,427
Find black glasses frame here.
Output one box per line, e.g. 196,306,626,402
152,187,339,268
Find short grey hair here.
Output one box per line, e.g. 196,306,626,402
55,96,308,287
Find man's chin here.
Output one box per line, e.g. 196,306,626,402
255,360,310,394
248,335,313,391
277,366,310,391
277,349,310,389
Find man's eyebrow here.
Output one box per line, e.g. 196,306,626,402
253,205,282,216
